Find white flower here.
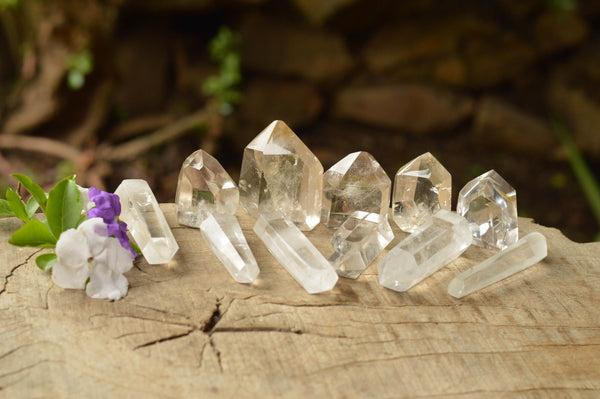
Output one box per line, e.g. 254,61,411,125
77,185,95,213
52,218,134,300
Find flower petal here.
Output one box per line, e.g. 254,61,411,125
86,261,129,300
52,258,89,289
55,228,90,268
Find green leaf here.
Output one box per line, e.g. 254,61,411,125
0,199,15,217
46,178,83,239
36,253,57,272
11,173,47,212
6,187,29,222
76,212,88,227
8,219,57,247
26,197,40,218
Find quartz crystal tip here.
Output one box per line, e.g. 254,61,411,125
392,152,451,233
239,120,323,231
457,169,518,250
175,149,239,228
448,232,547,298
115,179,179,265
321,151,391,229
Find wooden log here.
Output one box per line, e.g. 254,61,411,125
1,204,599,397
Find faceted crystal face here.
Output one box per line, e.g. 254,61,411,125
239,120,323,231
321,151,391,229
253,212,338,294
176,149,239,228
457,170,518,250
392,152,451,233
448,232,547,298
115,179,179,265
378,210,472,292
329,211,394,279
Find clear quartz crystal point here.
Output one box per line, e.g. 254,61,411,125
392,152,451,233
329,211,394,279
175,149,239,227
200,213,259,283
253,212,338,294
378,210,472,292
457,169,518,250
321,151,391,229
448,232,547,298
115,179,179,264
239,120,323,231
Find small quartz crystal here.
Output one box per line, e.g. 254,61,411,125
448,232,547,298
239,120,323,231
322,151,391,229
115,179,179,264
200,213,259,283
329,211,394,279
457,170,517,250
392,152,451,233
175,149,239,227
378,210,472,292
254,212,338,294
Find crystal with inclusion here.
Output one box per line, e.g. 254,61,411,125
200,213,259,283
239,120,323,231
115,179,179,264
175,149,238,227
254,212,338,294
378,210,472,292
392,152,451,233
457,170,517,250
329,211,394,279
448,232,547,298
322,151,391,229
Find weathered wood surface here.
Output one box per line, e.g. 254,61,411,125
1,204,599,398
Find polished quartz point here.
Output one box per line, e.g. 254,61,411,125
322,151,391,229
392,152,451,233
175,149,239,228
115,179,179,264
200,213,259,283
457,170,518,250
448,232,547,298
378,210,472,292
329,211,394,279
253,212,338,294
239,120,323,231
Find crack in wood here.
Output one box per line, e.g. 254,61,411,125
0,249,42,296
133,329,195,350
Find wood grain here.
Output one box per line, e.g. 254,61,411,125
1,204,599,398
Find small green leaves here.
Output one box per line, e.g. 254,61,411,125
0,199,14,217
35,253,57,272
8,219,57,248
26,197,40,219
12,173,47,212
6,187,29,223
46,177,83,239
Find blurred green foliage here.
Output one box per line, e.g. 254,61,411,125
0,0,19,10
545,0,579,11
67,49,94,90
202,26,242,115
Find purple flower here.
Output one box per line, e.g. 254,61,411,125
107,221,137,260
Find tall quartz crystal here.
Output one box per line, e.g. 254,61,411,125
392,152,451,233
115,179,179,264
457,170,517,250
322,151,391,229
175,149,239,227
239,120,323,231
175,149,259,283
329,211,394,279
254,212,338,294
448,232,547,298
378,210,472,292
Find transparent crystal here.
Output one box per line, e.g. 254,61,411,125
239,120,323,231
175,149,239,228
448,232,547,298
392,152,451,233
200,213,259,283
321,151,391,229
457,170,518,250
378,210,472,292
329,211,394,279
253,212,338,294
115,179,179,264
